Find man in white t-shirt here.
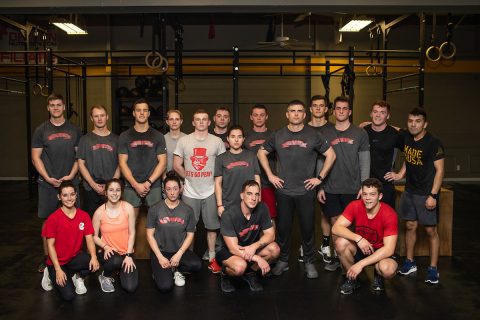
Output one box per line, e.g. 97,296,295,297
174,109,226,274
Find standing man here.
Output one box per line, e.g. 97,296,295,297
174,109,226,273
388,107,445,284
215,125,261,216
333,178,398,294
364,100,402,208
32,93,82,272
318,96,371,271
78,105,120,215
244,104,277,225
164,109,186,174
217,180,280,293
307,95,335,263
118,98,167,217
210,107,231,149
258,100,336,279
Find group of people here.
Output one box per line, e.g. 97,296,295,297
33,92,444,300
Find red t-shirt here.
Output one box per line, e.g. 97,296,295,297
342,200,398,249
42,208,94,265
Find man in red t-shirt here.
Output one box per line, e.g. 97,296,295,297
332,178,398,294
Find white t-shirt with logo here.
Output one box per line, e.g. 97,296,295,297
174,133,226,199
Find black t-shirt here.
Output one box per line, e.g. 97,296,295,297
308,122,334,176
209,129,230,150
214,150,260,209
31,120,82,186
118,127,166,188
146,200,196,253
220,202,273,247
244,129,275,188
77,132,119,190
400,131,445,195
365,124,403,185
263,125,329,196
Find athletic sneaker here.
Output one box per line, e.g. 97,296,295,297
271,260,289,276
173,271,186,287
298,246,304,263
242,272,263,292
305,262,319,279
371,272,385,291
318,245,332,263
98,272,115,293
208,259,222,274
72,274,87,295
41,268,53,291
220,272,235,293
398,259,417,275
324,258,341,272
425,266,440,284
340,278,360,295
202,250,210,261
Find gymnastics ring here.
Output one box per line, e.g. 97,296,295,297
426,45,441,62
439,41,456,60
145,51,169,72
32,83,42,95
40,85,49,97
366,65,379,76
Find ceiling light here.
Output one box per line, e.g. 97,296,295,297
339,18,373,32
51,16,88,35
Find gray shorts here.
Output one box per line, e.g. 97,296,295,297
399,191,438,226
182,193,219,230
123,186,162,208
38,182,80,219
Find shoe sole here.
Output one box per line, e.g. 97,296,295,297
371,286,385,291
306,273,319,279
324,265,341,272
425,279,439,284
174,282,186,287
318,250,332,263
398,266,417,275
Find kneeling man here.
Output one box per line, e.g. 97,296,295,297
217,180,280,293
333,178,398,294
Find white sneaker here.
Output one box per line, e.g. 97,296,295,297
41,268,53,291
173,271,185,287
72,274,87,295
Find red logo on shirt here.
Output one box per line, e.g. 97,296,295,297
249,139,265,147
281,140,307,148
159,217,185,225
239,224,259,237
130,140,154,148
190,148,209,171
226,161,250,170
330,137,354,145
92,143,114,152
48,133,72,141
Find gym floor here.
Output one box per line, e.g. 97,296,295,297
1,182,479,320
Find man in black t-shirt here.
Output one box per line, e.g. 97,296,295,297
32,93,82,272
209,107,231,149
216,180,279,292
387,108,445,285
258,100,336,279
118,98,167,217
364,100,403,208
78,105,120,215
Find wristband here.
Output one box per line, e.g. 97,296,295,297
429,193,438,200
356,237,363,244
217,204,224,208
125,253,133,257
317,175,324,182
146,179,153,185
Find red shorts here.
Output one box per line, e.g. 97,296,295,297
261,187,277,218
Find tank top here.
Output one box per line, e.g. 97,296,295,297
99,201,130,255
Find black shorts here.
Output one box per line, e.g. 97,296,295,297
354,248,398,263
216,247,232,266
399,191,439,226
323,193,357,218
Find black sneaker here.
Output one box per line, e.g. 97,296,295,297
371,272,385,291
241,272,263,292
340,278,360,295
220,272,235,293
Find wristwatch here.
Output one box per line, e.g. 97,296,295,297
429,193,438,200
